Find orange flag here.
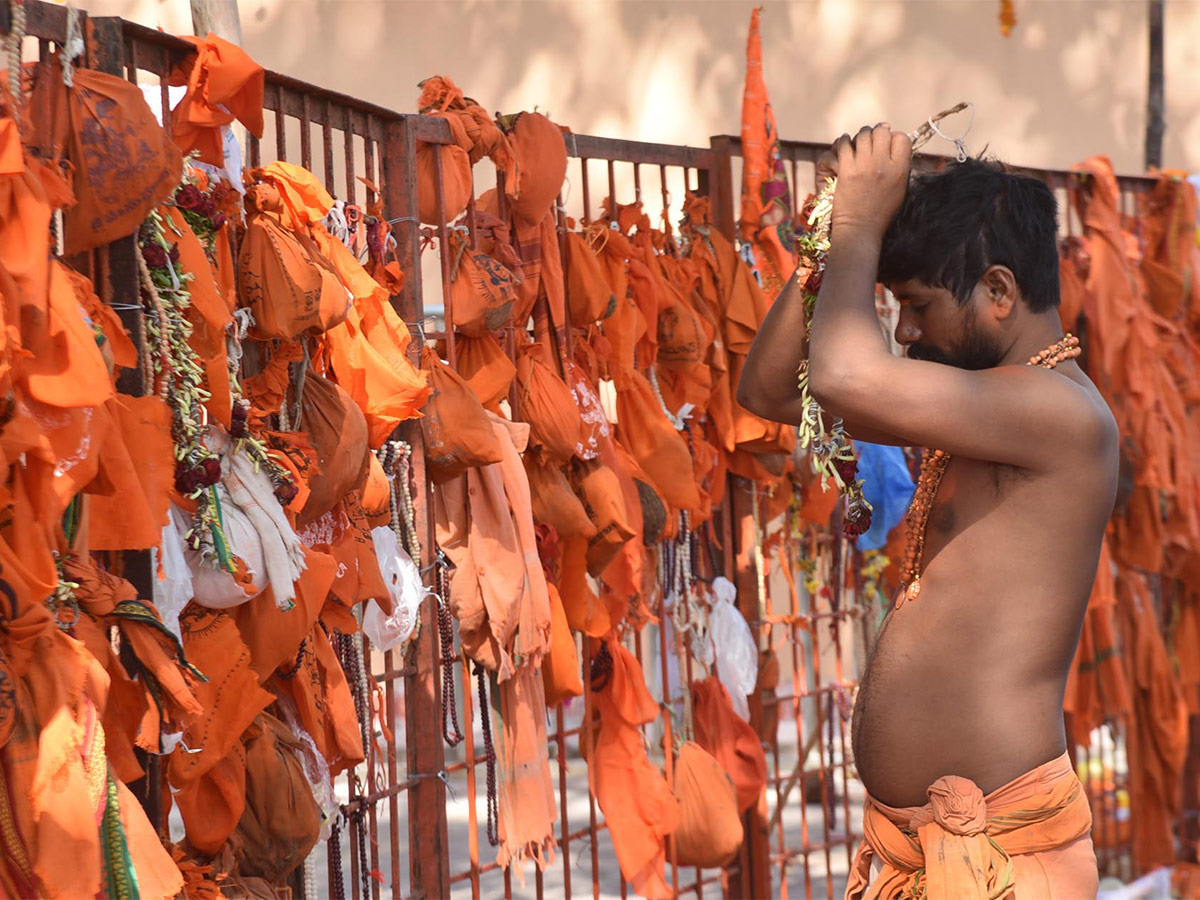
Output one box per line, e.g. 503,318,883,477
739,7,796,299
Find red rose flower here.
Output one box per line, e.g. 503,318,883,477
175,184,204,211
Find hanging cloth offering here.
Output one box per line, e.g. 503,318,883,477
420,346,505,482
292,370,372,525
672,741,743,868
564,229,616,325
497,111,568,227
588,635,679,899
447,229,519,336
60,64,183,253
238,183,350,339
169,34,265,167
514,340,582,463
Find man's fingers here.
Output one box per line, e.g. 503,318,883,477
816,149,838,184
871,123,893,157
854,125,874,153
834,132,855,168
889,130,912,162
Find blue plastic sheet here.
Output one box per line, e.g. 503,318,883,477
853,441,915,552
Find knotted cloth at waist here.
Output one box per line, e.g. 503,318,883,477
846,753,1092,900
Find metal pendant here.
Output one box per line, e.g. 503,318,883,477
905,577,922,604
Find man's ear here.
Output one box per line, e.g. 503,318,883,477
981,265,1018,320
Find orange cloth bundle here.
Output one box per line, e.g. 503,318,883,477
573,460,636,577
321,282,431,448
175,746,247,855
691,676,767,813
515,340,582,462
87,393,176,552
614,370,701,513
292,370,372,525
170,608,274,788
456,333,518,412
418,76,516,172
499,112,567,226
61,66,182,253
18,259,114,410
416,141,472,225
269,623,364,776
564,229,616,325
589,635,679,899
238,183,350,339
541,583,583,707
672,741,744,868
232,712,321,882
448,231,519,336
524,453,596,540
420,346,504,482
169,34,265,167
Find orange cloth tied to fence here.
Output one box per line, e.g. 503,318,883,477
589,634,679,899
845,753,1096,900
170,34,265,167
435,413,552,680
495,666,558,879
691,676,766,814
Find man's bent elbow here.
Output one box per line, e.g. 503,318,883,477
735,377,769,417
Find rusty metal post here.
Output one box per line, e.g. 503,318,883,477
383,114,450,900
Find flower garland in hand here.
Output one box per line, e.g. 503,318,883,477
794,184,873,538
793,103,971,540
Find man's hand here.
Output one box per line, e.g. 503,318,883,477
816,124,912,241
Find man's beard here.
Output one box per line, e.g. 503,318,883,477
906,308,1004,370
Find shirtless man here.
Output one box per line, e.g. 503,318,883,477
738,124,1117,898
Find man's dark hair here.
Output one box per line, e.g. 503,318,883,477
878,157,1061,312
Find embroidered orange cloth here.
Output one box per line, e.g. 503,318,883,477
845,753,1096,900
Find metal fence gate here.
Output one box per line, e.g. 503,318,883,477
8,2,1170,897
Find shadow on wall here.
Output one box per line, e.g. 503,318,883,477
89,0,1200,173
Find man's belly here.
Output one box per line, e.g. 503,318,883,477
851,591,1070,808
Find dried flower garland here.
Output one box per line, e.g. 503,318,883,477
173,169,299,508
137,209,235,572
793,103,971,540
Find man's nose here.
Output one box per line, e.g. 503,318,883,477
894,315,921,346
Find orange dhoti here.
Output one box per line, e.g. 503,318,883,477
846,753,1097,900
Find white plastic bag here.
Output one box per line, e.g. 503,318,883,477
361,526,424,652
153,507,195,640
707,576,758,721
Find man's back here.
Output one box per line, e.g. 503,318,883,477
851,364,1118,806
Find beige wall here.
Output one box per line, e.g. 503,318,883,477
86,0,1200,176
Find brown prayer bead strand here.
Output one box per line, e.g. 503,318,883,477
436,555,464,747
476,665,500,847
896,335,1079,608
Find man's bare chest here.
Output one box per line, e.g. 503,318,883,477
926,459,1036,541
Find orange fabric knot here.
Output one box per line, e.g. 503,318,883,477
915,776,988,837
